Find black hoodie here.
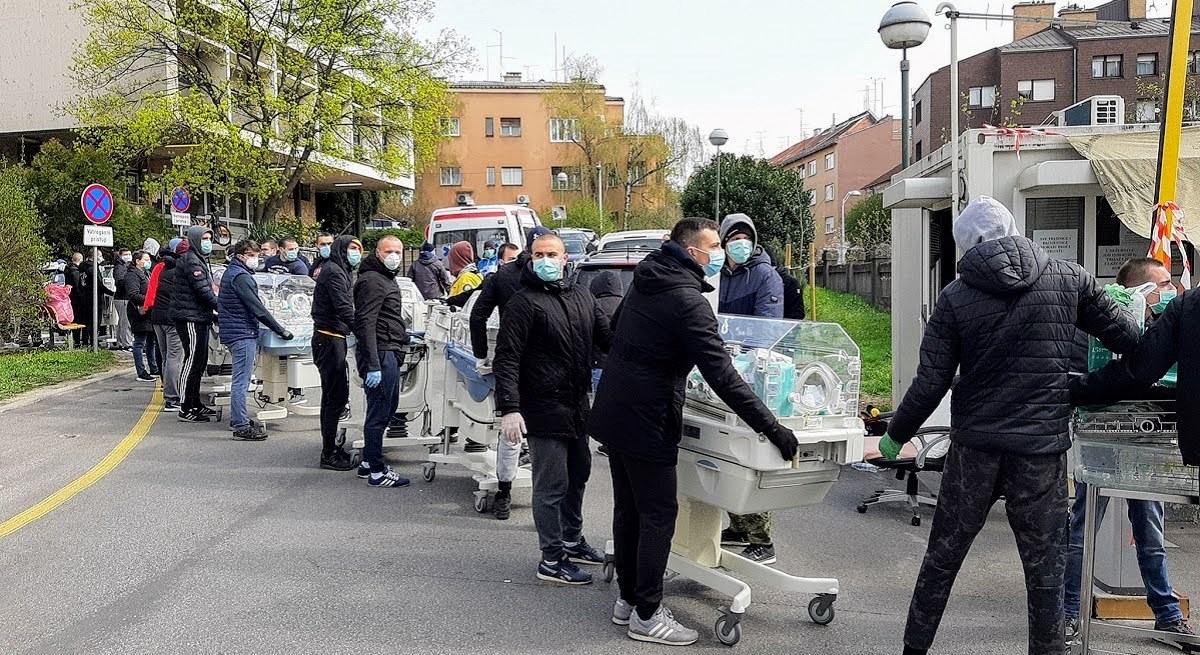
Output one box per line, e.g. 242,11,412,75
352,253,409,376
587,240,781,464
311,235,357,336
888,235,1140,455
589,271,623,369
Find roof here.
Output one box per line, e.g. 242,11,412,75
1000,17,1198,53
864,164,902,191
1000,28,1074,52
769,111,879,167
450,80,606,91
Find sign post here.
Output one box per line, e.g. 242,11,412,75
170,187,192,233
81,183,115,352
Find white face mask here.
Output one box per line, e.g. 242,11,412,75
244,256,260,270
121,254,133,263
384,253,402,271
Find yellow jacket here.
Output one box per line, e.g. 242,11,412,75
450,268,483,297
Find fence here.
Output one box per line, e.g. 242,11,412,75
811,253,892,312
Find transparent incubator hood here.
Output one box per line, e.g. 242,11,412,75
253,272,316,338
686,315,861,420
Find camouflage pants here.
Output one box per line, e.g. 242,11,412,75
729,512,772,545
904,443,1068,655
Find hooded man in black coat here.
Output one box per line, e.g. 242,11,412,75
312,234,363,471
588,217,798,646
493,232,612,586
879,196,1140,655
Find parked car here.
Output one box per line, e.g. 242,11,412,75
596,229,669,253
569,248,651,294
367,218,407,230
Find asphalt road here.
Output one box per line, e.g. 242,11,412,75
1,372,1196,655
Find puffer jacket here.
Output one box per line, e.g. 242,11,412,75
408,251,448,300
311,235,357,336
170,225,219,323
888,236,1140,455
589,271,624,369
717,214,782,317
124,266,153,334
149,253,178,326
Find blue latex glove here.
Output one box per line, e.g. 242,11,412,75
878,434,902,460
365,370,382,388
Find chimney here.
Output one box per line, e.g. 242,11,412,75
502,71,521,83
1012,1,1055,42
1128,0,1147,21
1059,4,1098,28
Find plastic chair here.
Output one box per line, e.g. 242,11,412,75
856,419,951,527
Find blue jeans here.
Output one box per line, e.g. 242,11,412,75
132,331,159,378
592,368,603,394
1064,482,1181,623
363,350,400,471
228,338,257,430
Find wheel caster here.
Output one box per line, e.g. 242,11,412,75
335,428,346,448
422,463,436,482
349,449,363,466
714,614,742,646
808,595,835,625
856,504,868,513
911,515,921,527
473,493,490,513
602,561,615,583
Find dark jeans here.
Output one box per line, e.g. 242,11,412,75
313,332,350,453
227,338,256,430
609,450,678,621
1064,483,1181,624
904,443,1068,655
527,434,591,562
132,331,159,377
362,350,400,471
176,321,211,412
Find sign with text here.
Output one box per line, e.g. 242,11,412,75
171,212,192,226
83,225,114,247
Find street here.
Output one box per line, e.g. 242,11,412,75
1,371,1196,655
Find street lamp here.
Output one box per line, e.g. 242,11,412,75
555,171,568,213
878,1,932,170
840,190,862,265
709,128,729,220
936,2,962,218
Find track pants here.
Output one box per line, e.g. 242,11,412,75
609,450,678,621
904,443,1068,655
153,324,183,405
176,321,211,413
313,332,350,454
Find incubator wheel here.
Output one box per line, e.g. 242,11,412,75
422,463,436,482
856,504,868,513
473,493,490,513
602,561,614,583
808,596,835,625
911,516,921,527
714,616,742,646
349,449,362,466
335,428,347,447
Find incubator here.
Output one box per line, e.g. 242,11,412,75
251,273,319,419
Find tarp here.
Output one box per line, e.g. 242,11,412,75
1067,127,1200,238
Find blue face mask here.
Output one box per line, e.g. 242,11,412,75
1154,287,1177,313
319,245,331,259
347,250,362,267
701,248,725,277
200,240,213,255
484,249,496,259
285,249,298,262
533,257,562,282
727,239,753,265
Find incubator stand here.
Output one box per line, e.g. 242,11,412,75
250,273,320,421
603,315,865,645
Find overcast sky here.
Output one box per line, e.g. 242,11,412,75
426,0,1171,158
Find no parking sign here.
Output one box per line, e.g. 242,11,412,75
80,184,113,224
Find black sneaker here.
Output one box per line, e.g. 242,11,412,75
161,402,180,413
1064,616,1080,649
493,494,511,520
197,406,217,417
232,424,268,441
721,528,750,547
178,409,211,423
1155,619,1200,652
464,439,488,453
136,374,155,383
536,559,592,585
740,544,777,565
320,448,355,471
565,538,605,565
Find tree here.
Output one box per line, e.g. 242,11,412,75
680,153,814,258
616,84,704,225
844,193,891,254
70,0,473,223
0,165,51,332
315,190,381,234
542,55,617,199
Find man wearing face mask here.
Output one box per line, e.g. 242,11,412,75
218,240,293,441
311,232,335,278
171,226,221,423
124,250,159,382
588,217,798,646
493,233,613,583
352,235,412,488
265,237,310,276
113,248,135,350
312,235,364,470
478,240,500,276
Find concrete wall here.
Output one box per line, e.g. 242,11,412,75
0,0,86,133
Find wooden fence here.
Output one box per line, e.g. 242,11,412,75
811,255,892,312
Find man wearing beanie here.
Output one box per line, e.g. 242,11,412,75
878,196,1140,655
408,242,449,300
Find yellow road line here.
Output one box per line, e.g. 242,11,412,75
0,388,162,540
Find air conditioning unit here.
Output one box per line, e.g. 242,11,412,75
1054,95,1125,127
515,194,532,206
456,193,474,206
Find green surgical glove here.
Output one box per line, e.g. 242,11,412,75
1103,283,1135,307
878,434,902,460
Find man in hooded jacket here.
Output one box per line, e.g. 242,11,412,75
409,242,449,300
312,235,363,471
878,196,1141,655
171,225,220,422
147,238,185,411
470,226,552,362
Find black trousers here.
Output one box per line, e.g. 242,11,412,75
609,450,678,620
176,321,211,412
904,443,1068,655
312,332,350,452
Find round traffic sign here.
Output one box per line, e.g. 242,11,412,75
171,187,191,213
81,184,114,225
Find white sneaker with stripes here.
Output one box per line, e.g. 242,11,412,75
627,605,698,646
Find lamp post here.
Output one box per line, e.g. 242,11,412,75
933,2,962,218
840,189,862,265
709,128,729,220
878,1,932,169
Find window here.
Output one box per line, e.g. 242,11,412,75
824,153,835,170
824,183,834,201
798,165,805,179
550,118,580,142
485,117,494,137
1137,53,1158,77
630,161,649,186
1017,79,1055,102
439,167,462,186
914,141,923,160
605,163,619,189
1136,99,1159,122
1092,55,1122,78
824,217,835,234
808,161,817,176
443,117,460,137
914,100,923,125
969,85,997,108
486,167,496,186
1187,98,1200,121
500,117,521,137
550,166,581,190
501,166,523,186
810,193,818,207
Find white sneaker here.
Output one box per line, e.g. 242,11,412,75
627,605,699,646
612,598,634,626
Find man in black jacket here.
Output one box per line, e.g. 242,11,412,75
762,245,805,320
879,196,1140,655
66,253,87,347
470,227,551,363
588,217,798,646
113,248,134,350
312,235,363,471
494,233,612,586
352,235,411,488
171,225,220,423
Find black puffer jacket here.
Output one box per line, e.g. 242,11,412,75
311,235,357,336
124,266,152,334
352,254,409,377
493,263,613,439
470,252,530,359
150,253,178,326
587,241,782,464
888,236,1140,455
589,271,623,369
170,226,218,323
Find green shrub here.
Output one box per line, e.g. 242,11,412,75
0,165,50,333
361,227,425,251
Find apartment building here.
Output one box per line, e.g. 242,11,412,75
913,0,1200,161
769,112,902,254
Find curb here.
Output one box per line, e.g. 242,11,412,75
0,364,138,413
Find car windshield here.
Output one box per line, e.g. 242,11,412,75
562,238,586,255
599,238,663,252
574,265,636,293
432,228,509,259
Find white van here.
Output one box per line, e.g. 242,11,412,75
426,204,543,258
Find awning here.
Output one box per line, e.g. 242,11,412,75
1068,127,1200,237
